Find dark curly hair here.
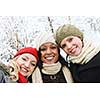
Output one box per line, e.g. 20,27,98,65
37,46,68,69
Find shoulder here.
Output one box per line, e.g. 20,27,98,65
0,61,9,75
0,70,7,82
0,70,5,76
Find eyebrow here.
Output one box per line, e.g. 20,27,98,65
22,55,37,62
22,55,29,59
31,60,37,63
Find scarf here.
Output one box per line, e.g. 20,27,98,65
42,62,62,75
32,67,43,83
41,62,73,83
18,72,28,83
69,36,100,64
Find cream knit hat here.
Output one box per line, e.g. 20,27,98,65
34,33,57,50
55,24,83,45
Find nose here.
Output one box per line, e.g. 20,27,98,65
46,48,52,54
67,42,72,49
24,61,30,68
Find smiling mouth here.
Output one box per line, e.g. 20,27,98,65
69,47,76,54
45,55,55,60
21,67,29,73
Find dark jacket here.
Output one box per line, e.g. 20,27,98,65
0,61,12,83
41,66,67,83
0,70,11,83
70,51,100,83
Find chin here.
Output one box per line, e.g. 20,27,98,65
20,72,27,77
74,53,81,56
46,62,54,64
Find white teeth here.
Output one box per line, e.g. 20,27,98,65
21,68,28,72
46,57,53,60
71,49,75,53
70,47,76,53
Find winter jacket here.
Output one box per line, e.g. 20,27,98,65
70,51,100,83
0,70,11,83
40,64,73,83
0,61,13,83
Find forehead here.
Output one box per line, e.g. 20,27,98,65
61,36,80,43
40,42,57,47
63,36,75,40
19,53,37,61
61,36,71,44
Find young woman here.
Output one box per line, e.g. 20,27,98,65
55,24,100,82
8,47,42,83
35,33,73,83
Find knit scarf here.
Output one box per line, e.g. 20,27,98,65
31,63,73,83
42,62,62,75
32,67,43,83
18,72,28,83
69,36,100,64
41,62,73,83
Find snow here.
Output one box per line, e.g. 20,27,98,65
0,16,100,63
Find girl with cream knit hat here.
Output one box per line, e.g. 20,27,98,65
35,32,73,83
55,24,100,82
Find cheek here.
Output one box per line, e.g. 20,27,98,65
15,59,20,65
55,56,59,62
75,38,82,46
41,52,45,60
61,46,68,53
64,49,69,54
16,59,23,67
29,67,34,72
77,41,83,48
54,50,59,60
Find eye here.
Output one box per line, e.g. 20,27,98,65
22,57,27,61
68,38,73,42
40,47,47,51
51,46,57,49
61,44,66,49
31,63,36,67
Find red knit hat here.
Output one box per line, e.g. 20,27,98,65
14,47,39,61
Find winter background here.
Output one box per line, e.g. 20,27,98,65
0,16,100,63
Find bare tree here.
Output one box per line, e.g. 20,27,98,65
47,17,54,33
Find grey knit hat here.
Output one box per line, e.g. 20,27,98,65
55,24,83,45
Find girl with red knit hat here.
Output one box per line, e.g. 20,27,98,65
8,47,42,83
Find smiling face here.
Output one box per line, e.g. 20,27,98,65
60,36,83,56
15,53,37,77
40,42,59,64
